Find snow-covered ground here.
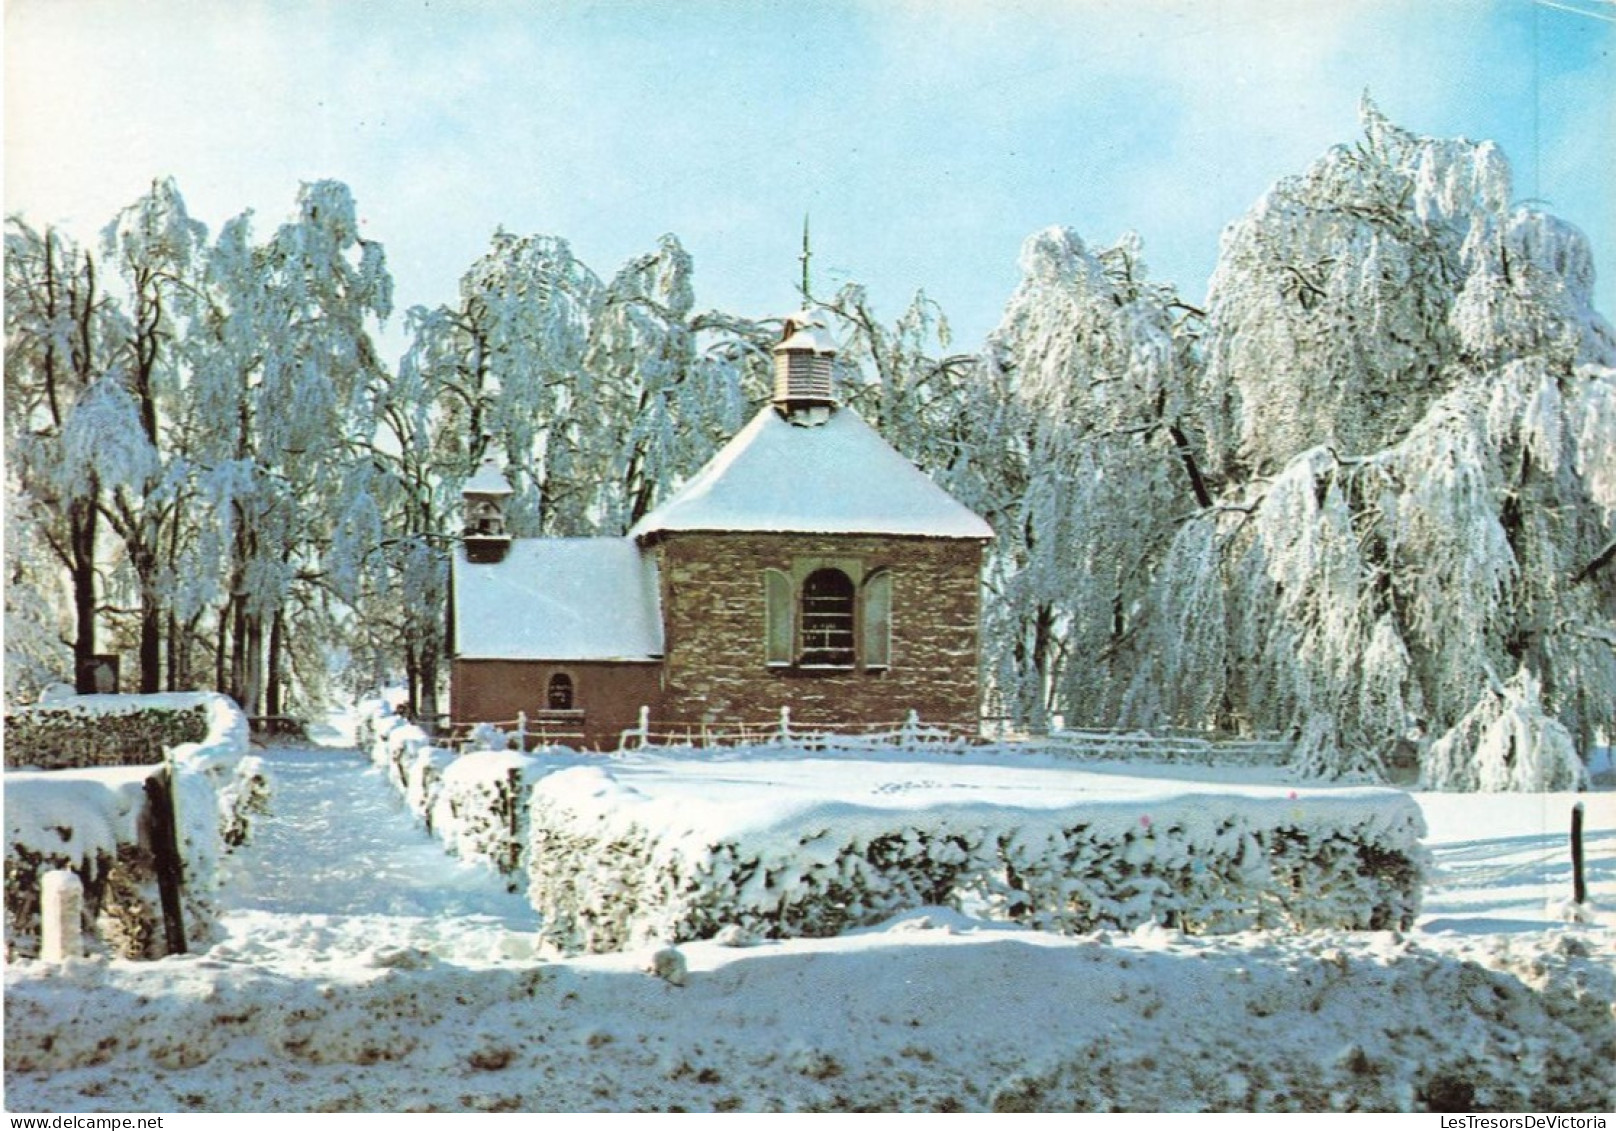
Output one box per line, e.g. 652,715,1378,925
5,723,1613,1113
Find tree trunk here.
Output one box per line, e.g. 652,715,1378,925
134,544,161,694
403,644,420,720
229,595,249,708
1032,603,1057,729
418,641,441,733
69,495,100,693
165,611,180,691
215,603,230,696
242,612,264,718
1169,423,1214,510
137,603,161,694
266,607,285,718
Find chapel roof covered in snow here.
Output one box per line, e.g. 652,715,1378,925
627,405,994,542
452,538,663,661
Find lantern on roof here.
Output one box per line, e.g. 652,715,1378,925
772,309,837,424
462,457,513,563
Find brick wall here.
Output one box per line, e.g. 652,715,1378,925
450,659,664,750
651,531,984,731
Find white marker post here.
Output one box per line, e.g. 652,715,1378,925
40,869,85,961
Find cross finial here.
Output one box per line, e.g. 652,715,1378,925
799,214,812,302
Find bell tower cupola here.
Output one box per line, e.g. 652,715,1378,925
772,309,838,425
462,457,514,564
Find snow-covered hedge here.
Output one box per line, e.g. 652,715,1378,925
3,693,266,959
167,694,267,856
356,696,442,806
4,692,214,769
525,752,1427,954
428,752,545,889
354,696,564,889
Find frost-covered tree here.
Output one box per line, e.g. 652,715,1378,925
585,234,768,532
1135,101,1615,785
4,221,124,691
826,285,980,479
974,227,1210,728
98,178,209,692
4,482,73,701
403,230,603,537
373,230,604,713
188,181,392,716
1203,98,1490,477
342,354,454,718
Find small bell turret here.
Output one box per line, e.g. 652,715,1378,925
462,457,513,563
772,309,837,424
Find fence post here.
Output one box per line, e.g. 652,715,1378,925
40,869,84,962
638,705,650,748
1571,802,1587,906
902,709,920,745
516,710,528,752
778,706,792,745
143,765,188,956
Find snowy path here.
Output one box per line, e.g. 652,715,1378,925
209,741,539,970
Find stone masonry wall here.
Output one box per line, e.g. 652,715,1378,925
652,532,983,731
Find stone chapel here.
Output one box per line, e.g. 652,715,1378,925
447,310,993,748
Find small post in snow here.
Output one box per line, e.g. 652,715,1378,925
902,709,921,746
778,706,792,745
145,765,188,955
1571,802,1587,907
516,710,528,752
637,705,650,749
39,869,84,962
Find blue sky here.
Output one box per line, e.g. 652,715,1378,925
6,0,1613,354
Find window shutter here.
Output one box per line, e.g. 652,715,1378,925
862,570,892,669
764,569,794,665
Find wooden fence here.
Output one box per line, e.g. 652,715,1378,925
1037,727,1292,766
436,712,587,752
433,707,1290,767
616,707,978,752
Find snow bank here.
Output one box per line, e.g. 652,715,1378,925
6,922,1610,1112
3,693,265,959
526,749,1427,954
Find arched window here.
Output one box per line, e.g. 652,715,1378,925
799,568,855,667
546,672,574,711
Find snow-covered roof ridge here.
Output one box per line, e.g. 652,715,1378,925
629,405,993,541
463,458,514,496
452,537,663,661
777,308,837,355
